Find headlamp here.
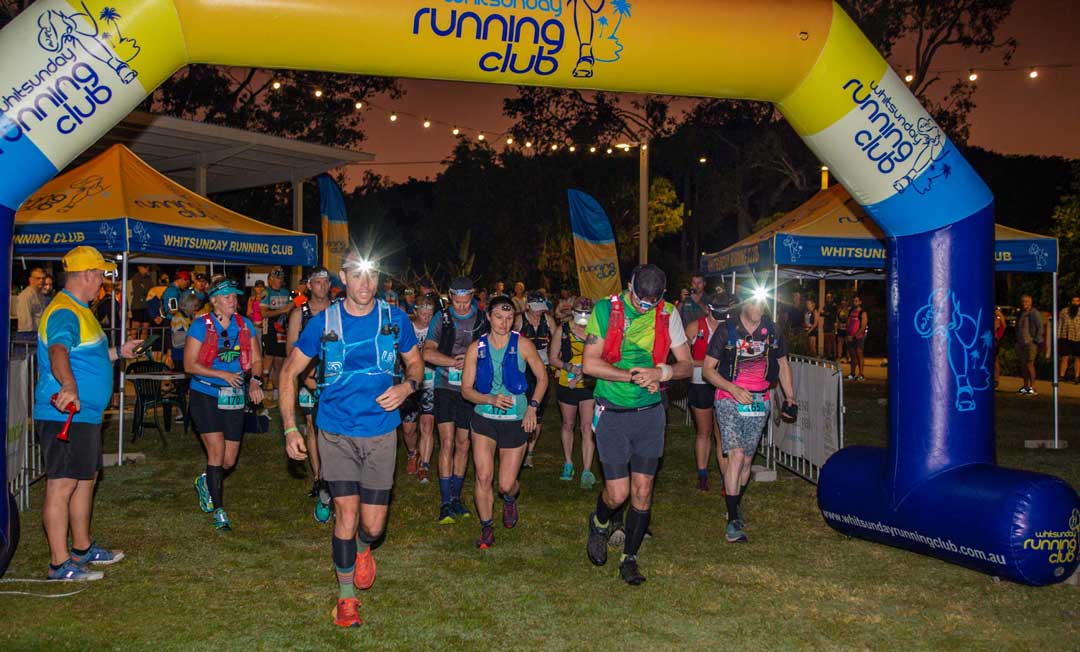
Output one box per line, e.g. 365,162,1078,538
572,310,591,326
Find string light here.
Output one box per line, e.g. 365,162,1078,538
506,137,514,145
525,141,533,148
423,119,431,128
389,113,398,122
452,127,460,135
478,132,485,141
551,144,558,151
968,69,978,82
272,81,281,90
569,145,576,152
699,157,707,164
606,148,613,154
589,146,597,153
313,89,323,98
1029,67,1039,79
354,101,363,110
904,72,914,83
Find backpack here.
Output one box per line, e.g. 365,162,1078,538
714,315,781,385
319,300,399,390
600,294,672,366
437,306,489,356
474,332,528,395
197,314,252,371
691,316,711,361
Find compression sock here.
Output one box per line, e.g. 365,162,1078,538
611,501,627,528
697,468,708,480
333,536,358,599
439,477,452,505
624,507,651,557
206,465,224,509
594,493,615,527
451,475,465,501
357,528,379,555
725,494,740,523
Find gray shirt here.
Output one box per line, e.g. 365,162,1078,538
16,286,45,333
427,307,484,392
1017,308,1043,345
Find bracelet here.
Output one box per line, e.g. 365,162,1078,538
658,363,673,382
284,426,300,436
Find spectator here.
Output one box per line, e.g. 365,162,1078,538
1016,294,1043,395
16,266,48,333
511,281,527,314
678,273,708,324
247,280,266,341
786,290,804,331
42,274,55,299
170,292,203,372
821,291,838,360
1057,295,1080,385
402,287,417,315
161,270,193,320
846,295,868,381
492,280,507,298
804,297,821,356
192,273,210,312
93,282,123,332
836,298,850,365
993,306,1006,388
128,263,153,338
476,288,488,312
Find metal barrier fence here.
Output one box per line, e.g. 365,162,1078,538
759,354,845,484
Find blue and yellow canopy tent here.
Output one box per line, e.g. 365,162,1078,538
701,183,1063,446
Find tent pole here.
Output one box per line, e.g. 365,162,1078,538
117,252,128,467
818,277,826,355
731,271,736,295
1052,272,1059,449
773,265,779,319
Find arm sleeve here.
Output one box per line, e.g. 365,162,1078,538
667,307,688,347
43,309,80,350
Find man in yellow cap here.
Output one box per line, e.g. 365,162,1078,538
37,246,143,581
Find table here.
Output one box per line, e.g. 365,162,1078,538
125,371,189,443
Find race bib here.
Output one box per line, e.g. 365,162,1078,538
736,392,767,418
423,368,435,390
217,386,245,411
692,366,704,384
448,368,463,386
477,403,519,421
298,388,316,409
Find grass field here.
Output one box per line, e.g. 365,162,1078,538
2,377,1077,652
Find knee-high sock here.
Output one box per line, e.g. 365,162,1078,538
624,507,651,557
333,536,357,599
206,465,224,509
451,475,465,500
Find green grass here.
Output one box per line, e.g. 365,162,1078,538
2,379,1078,651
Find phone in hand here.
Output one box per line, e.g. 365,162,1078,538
132,333,159,356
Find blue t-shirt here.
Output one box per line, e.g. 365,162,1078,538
296,302,418,437
187,314,257,397
34,290,113,424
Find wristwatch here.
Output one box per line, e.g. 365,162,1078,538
529,399,540,408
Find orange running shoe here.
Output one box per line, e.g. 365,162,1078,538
334,597,363,628
354,548,376,590
406,452,418,475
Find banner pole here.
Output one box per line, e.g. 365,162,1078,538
117,252,128,467
1052,272,1059,449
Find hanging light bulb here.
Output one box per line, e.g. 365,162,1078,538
699,157,707,164
354,101,363,110
551,144,558,151
478,132,486,141
423,119,431,128
452,127,460,135
506,137,514,145
904,72,914,83
589,146,597,153
569,145,576,152
313,89,323,98
641,144,648,151
968,69,978,82
390,113,398,122
606,148,614,154
1028,67,1039,79
525,141,533,149
272,81,282,90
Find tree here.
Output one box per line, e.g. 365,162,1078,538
1051,165,1080,302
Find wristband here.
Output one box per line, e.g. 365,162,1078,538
658,363,673,382
284,426,300,436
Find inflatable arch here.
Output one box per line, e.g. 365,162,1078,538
0,0,1076,584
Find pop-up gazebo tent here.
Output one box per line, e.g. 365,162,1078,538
701,184,1062,445
14,144,319,459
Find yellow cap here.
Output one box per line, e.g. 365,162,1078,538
62,246,117,273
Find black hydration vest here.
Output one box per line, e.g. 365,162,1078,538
437,306,489,356
520,313,551,351
714,315,782,385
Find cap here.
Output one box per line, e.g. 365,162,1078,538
209,278,243,298
630,264,666,301
194,272,208,282
62,246,117,273
175,270,192,281
449,276,474,295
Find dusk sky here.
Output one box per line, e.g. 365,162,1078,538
347,0,1079,185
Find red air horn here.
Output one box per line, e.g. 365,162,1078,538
51,394,77,442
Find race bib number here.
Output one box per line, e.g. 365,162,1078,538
692,366,704,384
423,368,435,390
477,403,518,421
448,368,463,386
736,393,767,418
217,386,245,411
298,388,316,409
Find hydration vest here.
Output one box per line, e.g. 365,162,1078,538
197,314,252,371
520,313,551,351
474,332,529,395
437,306,489,356
601,294,672,366
847,307,865,339
691,316,712,361
714,315,781,384
319,300,399,389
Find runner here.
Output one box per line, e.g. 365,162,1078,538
281,252,423,628
424,276,489,524
400,294,437,483
261,266,293,404
702,291,797,543
516,291,555,469
287,267,333,517
686,292,730,492
185,279,265,532
548,297,597,488
582,265,693,585
461,296,548,549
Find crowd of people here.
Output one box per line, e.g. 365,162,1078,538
21,244,1080,628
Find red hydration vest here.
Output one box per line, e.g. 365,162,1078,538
601,294,672,366
691,316,712,361
198,314,253,371
847,307,865,339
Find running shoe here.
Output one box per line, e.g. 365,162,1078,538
406,451,419,476
213,508,232,531
354,548,376,590
586,512,610,566
846,374,855,380
502,500,519,529
47,559,103,582
451,498,471,519
314,499,332,524
697,475,709,492
523,452,534,469
560,462,574,481
580,470,597,490
1017,387,1029,395
334,597,363,628
725,520,748,543
1028,388,1039,396
72,542,125,566
439,502,456,525
619,556,646,586
195,473,213,513
417,467,430,484
856,375,865,382
476,525,495,550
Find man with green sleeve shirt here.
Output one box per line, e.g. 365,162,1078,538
582,265,693,585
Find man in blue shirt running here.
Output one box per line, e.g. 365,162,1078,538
280,251,424,628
